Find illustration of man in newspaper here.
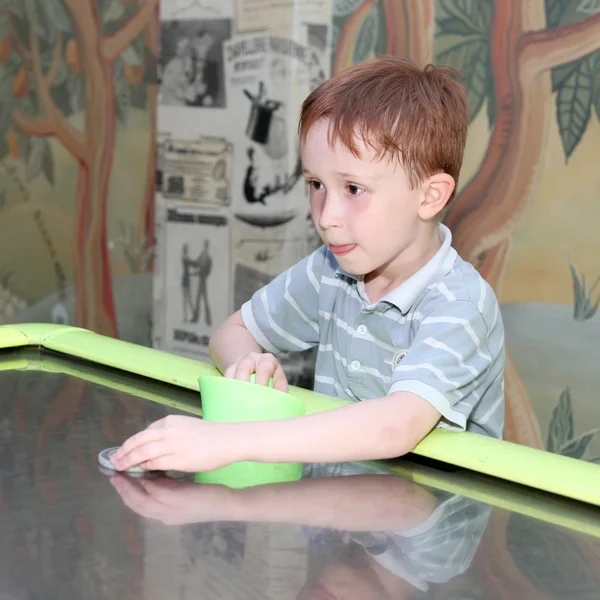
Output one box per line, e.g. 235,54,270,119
191,239,213,326
181,243,196,323
181,240,212,325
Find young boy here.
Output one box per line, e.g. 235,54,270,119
112,56,505,474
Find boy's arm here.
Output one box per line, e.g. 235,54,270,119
208,310,262,374
112,390,440,473
209,247,329,373
231,390,441,463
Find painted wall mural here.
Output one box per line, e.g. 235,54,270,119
0,0,598,463
0,0,158,343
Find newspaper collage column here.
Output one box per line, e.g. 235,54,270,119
153,0,333,387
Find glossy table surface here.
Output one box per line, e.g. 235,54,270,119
1,347,599,599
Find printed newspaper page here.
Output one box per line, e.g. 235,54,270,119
161,137,233,206
159,205,231,359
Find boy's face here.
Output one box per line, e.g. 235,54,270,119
301,118,448,285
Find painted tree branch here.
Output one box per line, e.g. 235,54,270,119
13,24,87,162
520,11,600,73
103,0,160,63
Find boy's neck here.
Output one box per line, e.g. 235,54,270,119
364,224,442,303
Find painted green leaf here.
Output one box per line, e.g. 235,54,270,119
6,0,26,19
130,80,148,109
25,136,46,181
593,52,600,122
115,77,131,125
67,74,84,114
438,17,478,36
544,0,571,28
38,0,71,34
0,13,10,39
578,0,600,14
42,140,54,186
352,4,378,64
0,64,13,107
558,429,598,459
122,44,143,66
51,57,69,88
0,105,11,142
438,0,492,34
18,94,38,118
26,0,51,43
333,0,363,17
0,137,8,162
103,0,126,26
546,388,573,452
556,58,592,159
16,130,30,165
551,60,578,92
143,49,157,85
437,35,488,122
374,0,388,57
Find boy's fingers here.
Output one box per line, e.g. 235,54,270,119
254,357,275,386
223,361,239,379
112,429,166,465
272,365,289,392
234,356,257,381
116,441,171,471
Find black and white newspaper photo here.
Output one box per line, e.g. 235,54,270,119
224,31,330,219
162,137,233,205
159,17,232,109
159,206,231,359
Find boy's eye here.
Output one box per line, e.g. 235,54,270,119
347,184,365,196
308,180,324,191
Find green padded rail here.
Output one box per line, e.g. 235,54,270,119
1,323,599,507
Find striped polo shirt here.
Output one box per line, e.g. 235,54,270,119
241,223,505,439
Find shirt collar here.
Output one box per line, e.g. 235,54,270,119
335,223,457,314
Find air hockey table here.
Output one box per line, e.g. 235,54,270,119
0,323,599,599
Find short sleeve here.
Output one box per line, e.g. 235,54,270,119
388,301,504,433
241,246,328,353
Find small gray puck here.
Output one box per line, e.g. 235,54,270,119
98,447,147,474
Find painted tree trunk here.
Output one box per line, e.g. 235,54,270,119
70,4,118,337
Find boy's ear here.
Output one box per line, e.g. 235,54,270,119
419,173,456,219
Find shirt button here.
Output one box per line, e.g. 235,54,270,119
350,360,361,371
357,324,367,335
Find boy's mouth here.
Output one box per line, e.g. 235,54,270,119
329,243,356,256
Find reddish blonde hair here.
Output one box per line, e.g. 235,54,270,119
299,56,468,199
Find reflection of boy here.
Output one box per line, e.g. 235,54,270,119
110,460,491,599
298,463,491,598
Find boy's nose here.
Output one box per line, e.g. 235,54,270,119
318,196,343,230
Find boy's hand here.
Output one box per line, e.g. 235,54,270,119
224,351,288,392
110,415,238,473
